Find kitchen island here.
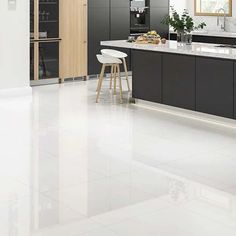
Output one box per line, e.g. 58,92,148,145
101,40,236,119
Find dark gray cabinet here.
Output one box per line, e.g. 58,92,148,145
131,49,236,119
88,6,110,75
88,0,130,75
150,0,169,7
132,50,162,103
88,0,109,8
150,7,169,38
111,0,129,8
150,0,169,38
163,54,196,110
110,8,130,40
88,0,169,75
110,6,131,71
196,57,234,118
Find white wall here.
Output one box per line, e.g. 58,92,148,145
170,0,187,13
0,0,30,90
171,0,236,32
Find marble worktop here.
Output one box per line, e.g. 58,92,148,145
101,40,236,60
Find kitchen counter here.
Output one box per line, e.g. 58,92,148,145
101,40,236,120
101,40,236,60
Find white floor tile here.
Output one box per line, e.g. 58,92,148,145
1,80,236,235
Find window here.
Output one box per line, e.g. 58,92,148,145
195,0,232,16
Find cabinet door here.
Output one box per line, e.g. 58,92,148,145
163,54,196,110
110,7,130,40
110,0,129,8
132,50,162,103
150,7,169,38
74,0,87,77
39,41,59,80
39,0,59,39
88,0,109,8
60,0,75,79
150,0,169,7
196,57,234,118
234,62,236,119
88,7,110,75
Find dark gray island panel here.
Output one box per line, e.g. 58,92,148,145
132,50,162,103
196,57,234,119
162,54,196,110
101,40,236,120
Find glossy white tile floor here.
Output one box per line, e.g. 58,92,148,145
1,79,236,235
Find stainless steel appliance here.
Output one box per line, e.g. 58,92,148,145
130,0,150,34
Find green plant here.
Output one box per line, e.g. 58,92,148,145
162,6,206,33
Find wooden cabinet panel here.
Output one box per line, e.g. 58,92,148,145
132,50,162,103
196,57,234,118
74,0,87,77
60,0,87,80
163,54,196,110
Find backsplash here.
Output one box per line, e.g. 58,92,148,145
170,0,236,32
192,16,236,32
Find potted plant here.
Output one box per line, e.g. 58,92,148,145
162,7,206,44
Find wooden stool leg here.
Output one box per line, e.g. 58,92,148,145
113,64,117,95
96,64,106,103
117,65,123,103
110,65,114,89
122,58,131,92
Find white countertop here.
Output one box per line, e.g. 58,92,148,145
101,40,236,60
169,30,236,38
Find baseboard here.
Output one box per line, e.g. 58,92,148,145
0,87,32,99
134,99,236,130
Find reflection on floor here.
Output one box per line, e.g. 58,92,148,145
1,79,236,235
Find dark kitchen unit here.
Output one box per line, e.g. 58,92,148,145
88,0,169,75
30,0,60,86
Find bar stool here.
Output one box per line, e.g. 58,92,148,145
101,49,131,92
96,54,123,103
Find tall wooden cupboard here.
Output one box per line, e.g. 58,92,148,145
60,0,88,82
30,0,87,84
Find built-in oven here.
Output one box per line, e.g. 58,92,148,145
130,0,150,35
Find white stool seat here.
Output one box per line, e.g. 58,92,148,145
96,54,122,64
101,49,127,59
101,49,130,92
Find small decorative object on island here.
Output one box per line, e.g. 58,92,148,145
162,6,206,44
134,30,167,45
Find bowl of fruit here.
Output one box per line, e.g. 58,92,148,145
135,30,166,45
